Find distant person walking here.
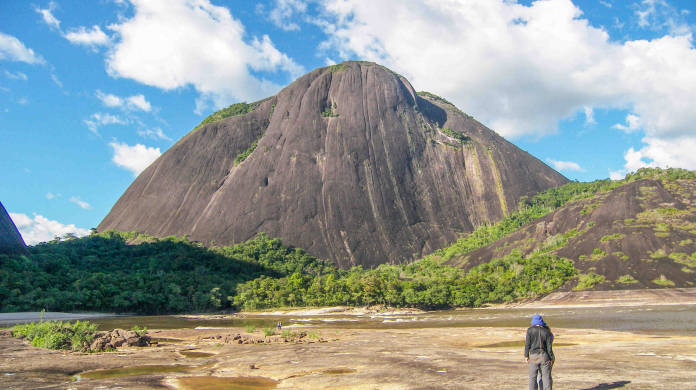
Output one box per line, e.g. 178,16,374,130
524,314,554,390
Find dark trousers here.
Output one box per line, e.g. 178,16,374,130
528,353,552,390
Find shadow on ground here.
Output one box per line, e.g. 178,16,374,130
580,381,631,390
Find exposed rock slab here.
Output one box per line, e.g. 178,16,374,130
447,178,696,289
0,201,27,254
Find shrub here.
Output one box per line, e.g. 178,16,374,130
440,127,471,144
234,140,258,165
131,325,147,337
308,331,321,340
590,248,607,261
617,275,638,284
600,233,625,243
669,252,696,268
574,273,605,290
11,320,98,352
652,276,675,287
262,327,275,337
244,325,257,333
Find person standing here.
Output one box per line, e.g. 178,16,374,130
524,314,554,390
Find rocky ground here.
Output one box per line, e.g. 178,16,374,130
498,287,696,309
1,322,695,389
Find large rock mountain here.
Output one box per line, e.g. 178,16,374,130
0,201,27,254
99,61,567,267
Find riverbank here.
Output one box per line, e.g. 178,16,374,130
0,311,118,327
1,323,694,389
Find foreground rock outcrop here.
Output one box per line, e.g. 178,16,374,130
0,201,27,255
90,329,151,351
99,61,567,267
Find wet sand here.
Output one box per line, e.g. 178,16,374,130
1,324,695,389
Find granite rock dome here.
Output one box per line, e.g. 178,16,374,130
99,62,567,267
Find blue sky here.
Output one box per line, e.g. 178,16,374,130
1,0,695,244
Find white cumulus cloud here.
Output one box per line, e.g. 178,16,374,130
583,106,596,125
0,32,45,64
634,0,691,35
109,141,161,176
547,159,585,172
64,25,111,47
69,196,92,210
621,136,696,173
84,112,127,134
105,0,304,112
96,90,123,107
126,94,151,111
35,2,61,30
137,127,171,141
9,212,90,245
96,90,152,111
267,0,308,31
613,114,642,133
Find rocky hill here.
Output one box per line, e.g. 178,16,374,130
0,202,27,255
445,174,696,290
99,61,567,267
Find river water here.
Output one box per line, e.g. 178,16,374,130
3,304,694,335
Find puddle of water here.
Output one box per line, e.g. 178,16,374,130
75,365,193,380
177,376,278,390
179,350,216,358
478,341,577,348
322,368,356,375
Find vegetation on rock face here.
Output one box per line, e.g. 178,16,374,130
194,101,258,130
440,127,471,144
321,102,338,117
574,273,606,290
428,168,696,264
234,140,258,165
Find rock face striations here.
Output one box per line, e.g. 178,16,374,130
99,62,567,267
0,201,27,254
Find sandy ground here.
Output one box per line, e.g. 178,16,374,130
1,324,695,390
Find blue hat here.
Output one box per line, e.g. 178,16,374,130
531,314,546,326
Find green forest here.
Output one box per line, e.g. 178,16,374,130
1,168,692,314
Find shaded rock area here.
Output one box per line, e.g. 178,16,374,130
0,201,26,255
90,329,151,351
99,61,567,267
447,178,696,289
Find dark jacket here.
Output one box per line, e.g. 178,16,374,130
524,325,554,360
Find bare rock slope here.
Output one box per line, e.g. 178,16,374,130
447,178,696,289
0,201,26,254
99,62,567,267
